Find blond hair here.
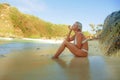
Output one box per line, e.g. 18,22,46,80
75,21,82,31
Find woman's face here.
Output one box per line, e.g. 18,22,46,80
72,23,78,31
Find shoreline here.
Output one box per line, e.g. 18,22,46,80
22,38,63,44
0,37,63,44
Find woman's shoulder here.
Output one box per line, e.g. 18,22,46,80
77,32,83,35
76,32,84,37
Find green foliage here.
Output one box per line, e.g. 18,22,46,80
83,31,91,36
0,3,69,38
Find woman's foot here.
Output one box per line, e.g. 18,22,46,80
52,56,59,59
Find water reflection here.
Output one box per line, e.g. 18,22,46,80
0,41,120,80
89,56,107,80
0,41,59,55
54,57,90,80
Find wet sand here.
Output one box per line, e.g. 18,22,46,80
0,40,120,80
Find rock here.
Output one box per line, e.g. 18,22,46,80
99,10,120,55
0,54,6,57
36,48,40,50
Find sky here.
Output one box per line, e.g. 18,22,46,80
0,0,120,32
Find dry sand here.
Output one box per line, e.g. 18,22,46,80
0,40,120,80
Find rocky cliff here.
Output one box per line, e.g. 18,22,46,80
99,10,120,55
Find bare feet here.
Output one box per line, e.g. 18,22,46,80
52,56,59,59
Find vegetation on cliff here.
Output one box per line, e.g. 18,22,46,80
0,3,69,39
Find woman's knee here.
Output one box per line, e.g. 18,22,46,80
62,40,67,46
63,40,69,46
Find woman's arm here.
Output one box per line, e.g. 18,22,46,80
76,33,83,49
66,25,73,41
68,35,75,41
66,29,72,41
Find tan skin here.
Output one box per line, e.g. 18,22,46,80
52,22,88,58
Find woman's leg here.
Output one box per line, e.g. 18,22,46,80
52,40,87,58
64,40,87,57
52,41,66,58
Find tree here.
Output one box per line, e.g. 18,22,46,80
89,23,103,38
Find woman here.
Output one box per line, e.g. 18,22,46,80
52,21,88,58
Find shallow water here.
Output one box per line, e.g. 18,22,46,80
0,40,120,80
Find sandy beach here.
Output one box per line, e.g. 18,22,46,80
0,39,120,80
